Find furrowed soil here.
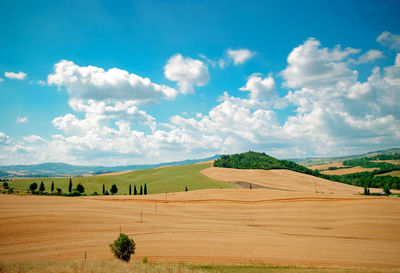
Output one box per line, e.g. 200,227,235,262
1,167,400,270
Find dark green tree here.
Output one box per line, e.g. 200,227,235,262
185,186,188,191
3,182,9,189
56,188,62,194
144,184,147,195
134,185,137,195
129,185,132,195
102,184,105,195
29,182,38,192
76,183,85,194
110,184,118,195
51,181,54,192
39,181,45,192
140,185,143,195
384,184,391,195
109,233,136,262
105,190,109,195
68,178,72,193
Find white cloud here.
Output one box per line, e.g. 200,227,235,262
227,49,256,65
5,71,27,80
48,60,177,103
164,54,210,94
239,73,276,100
377,31,400,51
281,38,359,88
38,80,46,86
23,135,46,143
16,117,28,123
0,132,11,145
0,77,4,82
356,49,384,64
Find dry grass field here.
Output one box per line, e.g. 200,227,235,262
1,167,400,271
320,166,378,175
307,163,344,171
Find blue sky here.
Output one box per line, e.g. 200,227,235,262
1,0,400,165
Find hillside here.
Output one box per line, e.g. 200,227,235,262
5,163,232,195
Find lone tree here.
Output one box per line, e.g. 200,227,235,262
134,185,137,195
29,182,38,192
109,233,136,262
140,185,143,195
129,185,132,195
39,181,45,192
3,182,9,189
76,183,85,194
110,184,118,195
51,181,54,192
185,186,188,191
144,184,147,195
68,178,72,193
56,188,62,195
102,184,105,195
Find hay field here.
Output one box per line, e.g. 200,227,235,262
376,171,400,178
307,163,344,171
1,188,400,270
320,166,378,175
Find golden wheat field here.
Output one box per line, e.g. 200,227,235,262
1,167,400,271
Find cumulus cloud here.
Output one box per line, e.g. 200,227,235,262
239,74,276,100
227,49,256,65
48,60,177,103
355,49,384,64
16,117,28,123
377,31,400,51
0,132,11,145
281,38,359,88
5,71,27,80
164,54,210,94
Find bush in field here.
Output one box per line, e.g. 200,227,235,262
3,182,9,189
76,183,85,194
110,184,118,195
29,182,38,192
109,233,136,262
56,188,62,194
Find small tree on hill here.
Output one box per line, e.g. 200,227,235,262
56,188,62,194
140,185,143,195
29,182,38,192
134,185,137,195
110,184,118,195
105,190,109,195
109,233,136,262
102,184,105,195
129,185,132,195
185,186,188,191
76,183,85,194
144,184,147,195
68,178,72,193
39,181,45,192
3,182,9,189
51,181,54,192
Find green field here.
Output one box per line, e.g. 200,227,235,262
0,261,392,273
6,163,232,195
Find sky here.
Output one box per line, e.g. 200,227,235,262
0,0,400,166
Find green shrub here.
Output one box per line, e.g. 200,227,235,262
109,233,136,262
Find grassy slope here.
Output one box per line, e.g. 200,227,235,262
0,261,393,273
6,163,232,195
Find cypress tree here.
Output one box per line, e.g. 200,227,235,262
51,181,54,192
68,178,72,193
185,186,188,191
140,185,143,195
102,184,105,195
134,185,137,195
39,181,45,192
144,184,147,195
110,184,118,195
129,185,132,195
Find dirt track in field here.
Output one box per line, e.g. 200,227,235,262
1,167,400,270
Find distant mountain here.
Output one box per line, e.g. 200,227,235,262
291,148,400,167
0,155,220,177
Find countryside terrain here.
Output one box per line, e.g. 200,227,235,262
1,150,400,272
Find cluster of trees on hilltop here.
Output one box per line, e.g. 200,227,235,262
214,151,400,190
